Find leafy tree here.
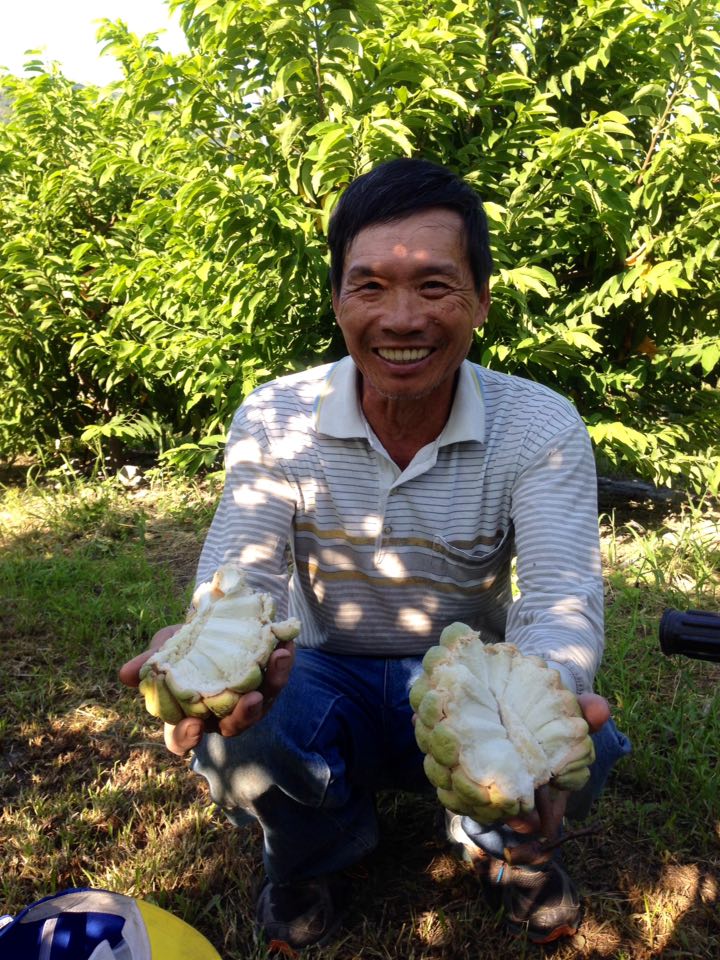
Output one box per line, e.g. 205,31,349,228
0,0,718,491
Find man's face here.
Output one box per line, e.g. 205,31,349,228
333,208,489,405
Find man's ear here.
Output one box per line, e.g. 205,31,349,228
474,283,491,330
332,290,339,316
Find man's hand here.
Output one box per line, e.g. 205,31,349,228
503,692,611,860
118,625,296,756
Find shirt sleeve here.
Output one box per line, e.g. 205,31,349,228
195,403,298,617
505,419,604,695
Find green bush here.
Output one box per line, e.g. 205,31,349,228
0,0,718,490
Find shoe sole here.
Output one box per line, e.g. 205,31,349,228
257,882,350,955
264,907,345,956
505,900,583,945
506,919,579,944
266,941,301,958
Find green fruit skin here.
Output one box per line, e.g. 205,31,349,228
451,768,491,808
421,646,450,674
203,689,241,718
139,661,267,724
470,803,503,824
424,754,452,790
414,718,432,754
438,621,475,649
499,797,520,818
428,723,460,767
436,787,465,814
139,674,185,725
417,690,445,726
553,761,592,791
183,700,212,719
408,674,429,713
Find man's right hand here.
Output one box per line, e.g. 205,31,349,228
118,625,295,756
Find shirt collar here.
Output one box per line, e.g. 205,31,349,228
313,356,485,445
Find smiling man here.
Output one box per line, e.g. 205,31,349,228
121,158,630,952
333,207,490,469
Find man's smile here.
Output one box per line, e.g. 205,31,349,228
375,347,434,363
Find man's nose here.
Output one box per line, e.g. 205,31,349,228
381,289,424,332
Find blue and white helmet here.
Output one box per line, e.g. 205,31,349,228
0,888,222,960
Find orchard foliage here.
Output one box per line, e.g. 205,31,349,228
0,0,718,490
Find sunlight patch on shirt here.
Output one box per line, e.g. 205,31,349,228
375,553,408,578
238,541,275,564
397,607,432,633
337,600,364,628
227,436,263,466
232,476,295,508
365,515,383,536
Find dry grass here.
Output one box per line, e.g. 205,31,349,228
1,473,718,958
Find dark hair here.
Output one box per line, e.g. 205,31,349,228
328,157,493,293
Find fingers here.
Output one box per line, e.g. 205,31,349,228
150,623,185,650
118,624,183,688
503,790,566,838
217,643,296,737
118,650,153,688
504,785,568,863
263,641,295,699
164,718,205,756
218,691,264,737
535,783,567,840
578,691,611,733
505,810,541,834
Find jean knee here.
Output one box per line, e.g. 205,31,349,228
590,718,632,791
566,718,631,821
192,712,334,816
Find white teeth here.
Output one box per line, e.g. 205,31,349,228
378,348,431,363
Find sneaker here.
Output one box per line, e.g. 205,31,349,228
446,813,581,944
489,856,582,944
254,875,348,954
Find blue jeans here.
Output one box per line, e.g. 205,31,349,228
192,649,631,883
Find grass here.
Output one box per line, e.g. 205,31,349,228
1,470,718,958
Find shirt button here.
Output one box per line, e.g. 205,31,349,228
383,524,392,535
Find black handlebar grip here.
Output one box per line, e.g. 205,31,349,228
659,608,720,663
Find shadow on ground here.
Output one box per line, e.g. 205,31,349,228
1,481,718,957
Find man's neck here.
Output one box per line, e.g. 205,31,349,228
360,376,457,470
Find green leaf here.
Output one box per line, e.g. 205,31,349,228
272,58,310,100
324,72,354,107
429,88,468,110
500,266,557,297
192,0,218,16
370,118,414,154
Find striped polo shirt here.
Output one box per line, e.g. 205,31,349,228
196,356,604,694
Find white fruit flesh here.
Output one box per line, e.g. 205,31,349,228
139,563,300,724
163,603,269,696
410,623,595,822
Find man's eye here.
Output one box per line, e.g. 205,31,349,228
360,281,382,291
422,280,449,292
